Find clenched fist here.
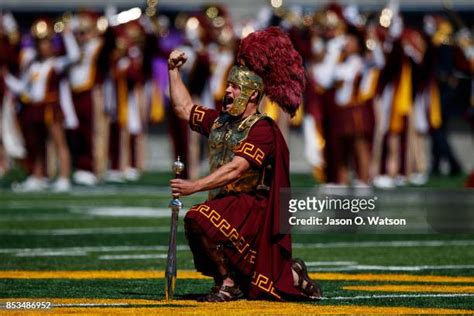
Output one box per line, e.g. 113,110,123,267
168,49,187,70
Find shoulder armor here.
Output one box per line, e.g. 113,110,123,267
237,112,267,132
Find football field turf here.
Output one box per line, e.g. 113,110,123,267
0,172,473,314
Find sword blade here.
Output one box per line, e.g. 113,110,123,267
165,208,179,300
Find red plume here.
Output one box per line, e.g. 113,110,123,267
237,27,305,117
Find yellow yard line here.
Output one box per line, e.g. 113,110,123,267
344,285,474,293
0,298,158,305
0,299,472,315
0,270,167,279
1,270,474,283
0,270,196,279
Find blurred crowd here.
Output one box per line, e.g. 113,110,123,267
0,0,473,192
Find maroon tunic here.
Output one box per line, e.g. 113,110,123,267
68,90,94,172
185,105,300,300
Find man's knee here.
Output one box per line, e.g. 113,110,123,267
184,217,204,237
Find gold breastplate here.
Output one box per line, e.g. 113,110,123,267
208,113,270,200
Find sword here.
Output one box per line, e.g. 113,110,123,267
165,156,184,301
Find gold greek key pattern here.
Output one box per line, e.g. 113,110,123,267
251,272,281,299
234,142,265,165
189,205,253,260
243,250,256,265
190,204,280,299
191,105,206,127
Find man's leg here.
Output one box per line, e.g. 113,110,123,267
184,218,243,301
291,258,323,300
184,218,220,282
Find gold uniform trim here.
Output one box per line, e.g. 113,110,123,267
251,272,282,300
189,205,254,261
71,41,104,93
191,105,207,129
234,142,265,165
189,204,281,300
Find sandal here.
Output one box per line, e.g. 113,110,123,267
198,284,244,302
292,258,323,300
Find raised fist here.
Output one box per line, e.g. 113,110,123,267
168,49,187,70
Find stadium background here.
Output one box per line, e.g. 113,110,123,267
1,0,472,173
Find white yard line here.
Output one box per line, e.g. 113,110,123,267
0,202,139,210
15,251,89,257
0,245,189,255
0,207,182,221
306,261,358,266
309,265,474,272
0,226,173,236
293,240,474,249
99,254,168,260
70,207,184,218
0,214,94,221
0,201,166,210
2,186,172,198
323,293,474,300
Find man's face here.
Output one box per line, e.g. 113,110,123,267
37,39,54,58
222,82,241,112
76,28,95,44
343,35,360,55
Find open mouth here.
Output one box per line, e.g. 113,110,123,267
223,95,234,110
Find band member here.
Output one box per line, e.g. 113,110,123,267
0,12,21,177
408,26,438,185
68,11,104,185
169,27,322,301
104,24,129,182
372,6,412,188
329,25,375,185
307,4,349,184
428,16,465,177
4,19,79,191
106,19,159,182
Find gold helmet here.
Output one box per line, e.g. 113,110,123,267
230,27,305,118
226,65,264,116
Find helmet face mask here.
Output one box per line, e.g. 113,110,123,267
226,65,264,116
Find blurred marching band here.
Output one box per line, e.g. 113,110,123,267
0,0,473,192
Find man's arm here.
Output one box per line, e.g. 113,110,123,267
170,156,250,196
168,49,194,121
54,27,81,73
3,70,27,95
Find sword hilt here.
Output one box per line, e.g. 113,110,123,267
171,156,185,199
173,156,185,177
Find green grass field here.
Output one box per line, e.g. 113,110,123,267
0,172,473,314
